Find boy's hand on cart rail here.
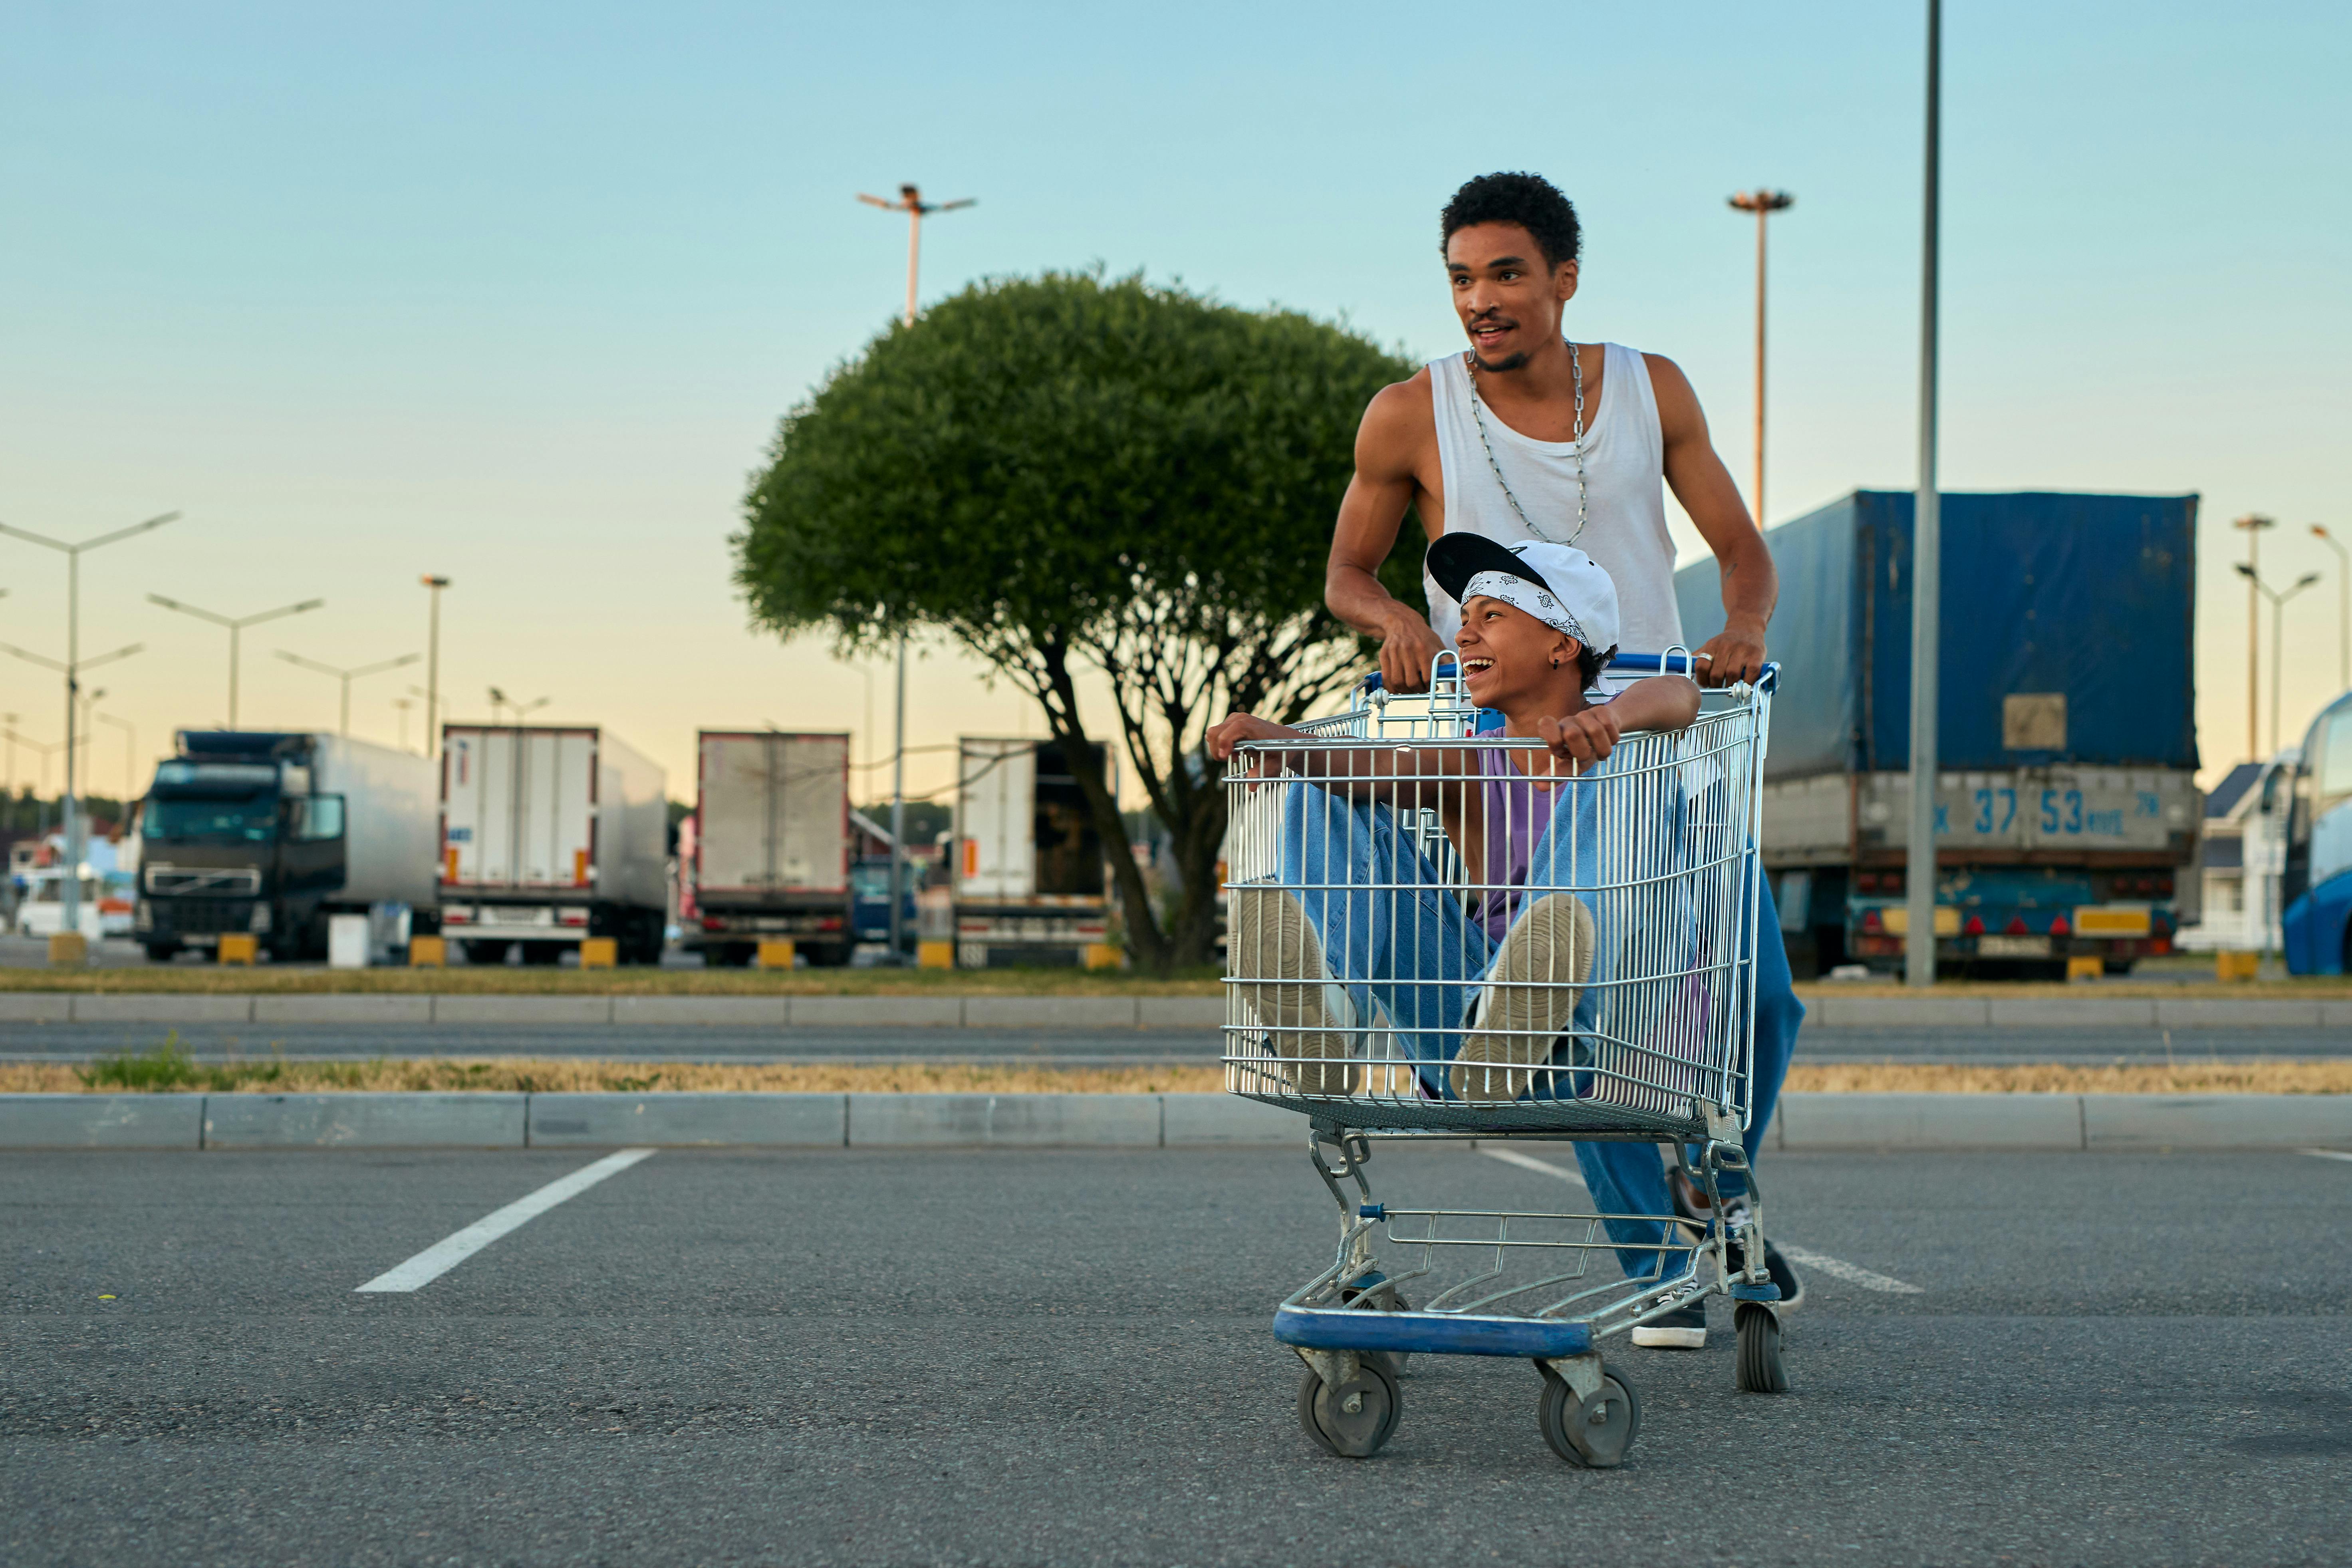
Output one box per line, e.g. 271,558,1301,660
1691,616,1767,688
1536,707,1623,767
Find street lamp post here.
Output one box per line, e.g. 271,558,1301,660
2312,524,2349,691
2234,515,2276,762
0,510,177,942
3,731,67,838
486,687,550,726
95,712,137,808
2234,564,2322,755
1905,0,1943,989
147,593,324,728
859,182,974,963
1726,189,1794,524
274,651,421,737
421,576,451,759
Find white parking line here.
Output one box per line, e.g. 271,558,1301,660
355,1149,656,1294
2302,1149,2352,1165
1479,1145,1589,1187
1775,1245,1924,1296
1480,1144,1924,1294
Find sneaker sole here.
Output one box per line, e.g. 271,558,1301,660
1229,885,1356,1096
1451,893,1594,1101
1628,1325,1707,1350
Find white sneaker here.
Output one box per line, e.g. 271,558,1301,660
1450,894,1594,1101
1229,885,1358,1096
1629,1301,1707,1349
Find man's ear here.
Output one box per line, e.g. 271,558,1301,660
1555,259,1580,303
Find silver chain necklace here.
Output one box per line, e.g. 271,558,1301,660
1463,341,1588,547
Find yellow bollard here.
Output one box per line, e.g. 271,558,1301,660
917,939,956,970
756,939,796,969
409,935,447,968
47,931,89,967
218,934,258,965
1083,943,1124,971
2216,950,2260,982
2064,955,2104,982
578,937,617,969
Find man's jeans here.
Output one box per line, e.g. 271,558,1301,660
1271,780,1802,1280
1572,873,1803,1280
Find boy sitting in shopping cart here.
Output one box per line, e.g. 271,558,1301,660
1206,534,1701,1103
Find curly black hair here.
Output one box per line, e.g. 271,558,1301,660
1440,172,1582,270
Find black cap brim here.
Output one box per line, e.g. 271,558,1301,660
1425,532,1554,605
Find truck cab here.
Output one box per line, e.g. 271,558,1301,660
136,741,346,961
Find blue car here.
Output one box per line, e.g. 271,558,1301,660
851,857,918,950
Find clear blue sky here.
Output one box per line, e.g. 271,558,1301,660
2,1,2344,801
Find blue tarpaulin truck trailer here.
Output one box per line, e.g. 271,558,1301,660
1676,490,2202,978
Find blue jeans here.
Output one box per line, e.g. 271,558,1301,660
1572,874,1803,1279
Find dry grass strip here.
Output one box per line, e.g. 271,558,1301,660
10,1044,2348,1096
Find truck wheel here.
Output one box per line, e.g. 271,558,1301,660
465,940,514,966
712,943,756,968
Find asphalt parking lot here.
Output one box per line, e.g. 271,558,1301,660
5,1143,2348,1566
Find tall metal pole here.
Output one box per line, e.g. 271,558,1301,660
1904,0,1942,989
1727,190,1794,523
422,576,450,758
859,183,973,962
889,630,909,960
2312,525,2349,690
2234,516,2273,760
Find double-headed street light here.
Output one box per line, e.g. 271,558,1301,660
0,509,177,940
2234,563,2323,756
2311,524,2348,690
147,593,324,728
95,712,138,808
487,687,550,726
276,650,422,737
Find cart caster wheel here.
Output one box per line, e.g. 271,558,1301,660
1341,1280,1413,1378
1538,1364,1640,1469
1297,1360,1401,1459
1734,1303,1788,1393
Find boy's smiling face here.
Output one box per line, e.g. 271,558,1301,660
1456,593,1580,709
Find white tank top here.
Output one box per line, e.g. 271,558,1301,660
1424,341,1684,657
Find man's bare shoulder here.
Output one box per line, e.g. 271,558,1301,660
1357,367,1436,475
1640,351,1705,435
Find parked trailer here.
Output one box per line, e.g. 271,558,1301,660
137,730,440,962
952,737,1114,967
1676,490,2201,978
685,730,853,967
439,725,667,965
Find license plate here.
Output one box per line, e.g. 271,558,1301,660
1977,935,2050,958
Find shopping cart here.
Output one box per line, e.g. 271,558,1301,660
1221,650,1782,1466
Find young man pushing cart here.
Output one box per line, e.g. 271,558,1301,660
1315,170,1804,1344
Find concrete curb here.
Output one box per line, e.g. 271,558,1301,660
3,1090,2349,1152
1,989,2340,1030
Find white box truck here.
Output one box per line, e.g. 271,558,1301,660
952,736,1114,967
439,725,668,965
684,730,854,967
137,730,440,962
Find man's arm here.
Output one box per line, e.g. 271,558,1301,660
1326,375,1449,692
1646,354,1776,687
